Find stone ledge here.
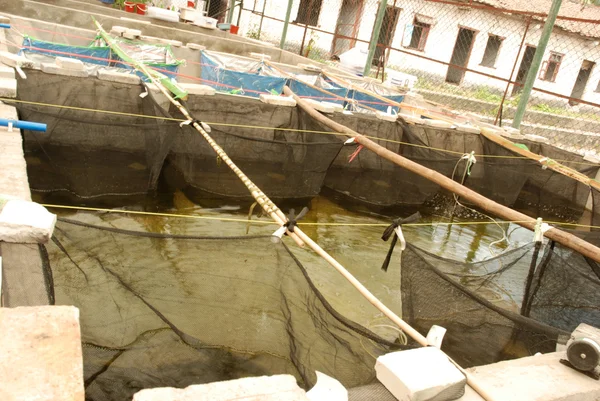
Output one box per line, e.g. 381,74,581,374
180,83,215,96
186,42,207,51
56,56,85,71
0,78,17,98
133,375,309,401
260,94,296,107
0,198,56,243
0,306,84,401
0,51,34,69
97,69,141,85
0,65,15,79
41,63,89,78
304,98,334,113
459,351,600,401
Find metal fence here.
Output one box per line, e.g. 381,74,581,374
210,0,600,154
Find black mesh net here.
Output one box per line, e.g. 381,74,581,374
47,218,401,401
167,95,344,202
17,71,344,205
18,71,169,203
400,235,600,368
324,116,599,224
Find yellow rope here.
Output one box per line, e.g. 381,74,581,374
43,203,600,230
4,97,598,166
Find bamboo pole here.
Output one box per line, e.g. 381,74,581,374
480,127,600,191
94,20,501,401
284,86,600,263
94,21,306,247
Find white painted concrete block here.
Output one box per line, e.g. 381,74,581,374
306,371,348,401
260,94,296,107
423,118,454,129
376,347,466,401
321,101,344,113
503,126,521,136
180,83,215,96
0,199,56,243
0,51,34,69
0,78,16,98
305,98,334,113
97,69,141,85
120,17,151,25
0,64,15,79
110,25,128,34
584,153,600,164
186,42,207,51
140,35,161,44
249,52,272,60
55,56,85,71
455,123,481,134
459,351,600,401
133,375,309,401
375,110,398,122
0,306,84,401
123,28,142,40
400,114,423,124
164,39,183,47
298,63,322,72
41,63,88,78
524,134,549,144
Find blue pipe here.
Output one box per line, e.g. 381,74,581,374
0,24,10,29
0,119,47,132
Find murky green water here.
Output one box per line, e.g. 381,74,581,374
49,190,533,329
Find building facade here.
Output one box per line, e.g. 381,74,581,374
239,0,600,106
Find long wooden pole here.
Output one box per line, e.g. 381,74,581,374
480,128,600,191
94,21,501,401
284,86,600,263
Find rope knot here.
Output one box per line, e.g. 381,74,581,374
284,207,309,233
380,212,421,272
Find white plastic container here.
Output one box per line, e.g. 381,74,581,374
147,6,179,23
385,69,418,90
180,7,198,22
338,47,368,76
193,15,217,29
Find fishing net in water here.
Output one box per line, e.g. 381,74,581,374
45,218,401,401
324,116,599,222
17,70,344,205
167,94,344,202
400,235,600,368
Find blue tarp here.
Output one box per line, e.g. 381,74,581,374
22,37,111,66
348,90,405,113
21,36,181,80
287,78,348,105
321,75,404,112
200,52,287,97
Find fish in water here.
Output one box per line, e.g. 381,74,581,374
267,172,286,181
128,162,147,171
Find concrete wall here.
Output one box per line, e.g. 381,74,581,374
0,0,314,66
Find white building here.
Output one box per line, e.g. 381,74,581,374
238,0,600,106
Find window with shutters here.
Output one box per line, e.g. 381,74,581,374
539,52,563,82
480,34,504,68
294,0,323,26
406,15,432,51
